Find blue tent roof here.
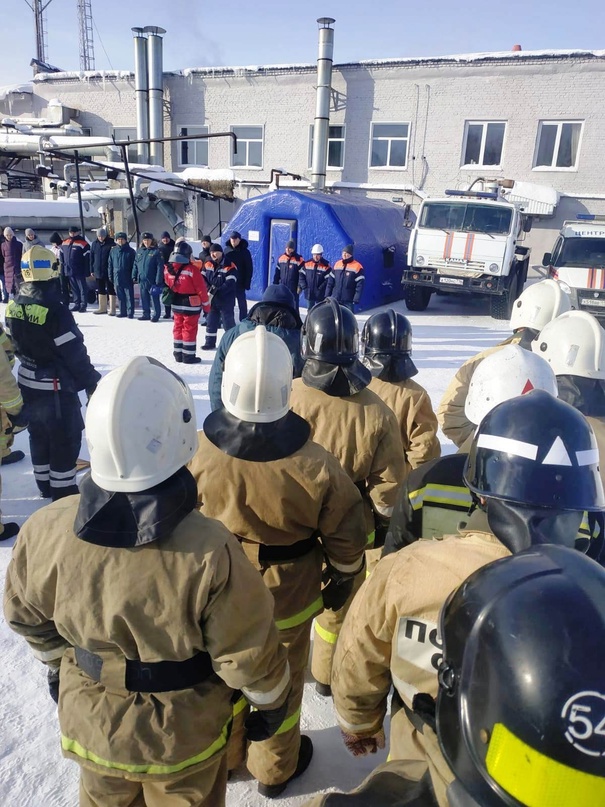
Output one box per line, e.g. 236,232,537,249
224,189,414,311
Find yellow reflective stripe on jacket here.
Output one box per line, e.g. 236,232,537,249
61,717,230,775
409,483,472,511
314,620,338,645
232,695,247,717
366,530,375,547
6,301,49,325
275,706,301,736
1,393,23,410
275,596,323,631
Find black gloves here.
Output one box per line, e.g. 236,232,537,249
47,668,60,704
6,410,28,434
245,694,290,742
321,560,364,611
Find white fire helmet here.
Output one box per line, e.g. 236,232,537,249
532,310,605,380
86,356,198,493
509,279,572,332
311,244,324,255
221,325,293,423
465,344,558,426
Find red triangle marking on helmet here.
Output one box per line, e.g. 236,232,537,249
521,379,535,394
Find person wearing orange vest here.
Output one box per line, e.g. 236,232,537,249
326,244,364,312
273,240,304,308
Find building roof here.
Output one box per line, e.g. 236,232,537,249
30,48,605,84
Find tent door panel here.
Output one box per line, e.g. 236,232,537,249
269,219,298,287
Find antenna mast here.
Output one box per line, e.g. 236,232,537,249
24,0,54,62
77,0,96,70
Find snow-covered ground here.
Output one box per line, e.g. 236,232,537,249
0,290,512,806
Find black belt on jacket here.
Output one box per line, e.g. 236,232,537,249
255,533,318,563
74,646,214,693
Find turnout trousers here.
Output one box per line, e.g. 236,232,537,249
173,312,201,360
242,541,324,788
26,391,82,500
78,753,228,807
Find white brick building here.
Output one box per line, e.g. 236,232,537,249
4,47,605,257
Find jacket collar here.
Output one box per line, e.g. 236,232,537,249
249,301,302,329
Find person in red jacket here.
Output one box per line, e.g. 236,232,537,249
164,246,209,364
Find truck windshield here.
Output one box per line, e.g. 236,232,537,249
555,238,605,268
419,202,512,235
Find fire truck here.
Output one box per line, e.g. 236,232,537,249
402,187,532,319
543,215,605,320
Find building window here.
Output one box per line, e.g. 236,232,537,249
308,124,345,169
462,121,506,167
178,125,209,166
534,121,583,169
230,125,263,168
112,127,138,162
370,123,409,168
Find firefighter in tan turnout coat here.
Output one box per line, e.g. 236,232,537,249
360,309,440,474
437,278,571,451
188,325,366,798
289,299,406,693
331,390,605,805
4,356,291,807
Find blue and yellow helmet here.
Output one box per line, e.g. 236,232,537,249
21,246,60,282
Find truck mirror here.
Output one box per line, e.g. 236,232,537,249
523,217,533,233
542,252,552,267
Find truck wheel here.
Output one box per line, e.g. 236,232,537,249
491,272,520,320
404,285,432,312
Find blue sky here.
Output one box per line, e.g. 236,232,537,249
3,0,605,85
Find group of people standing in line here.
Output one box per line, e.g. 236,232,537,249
2,232,605,807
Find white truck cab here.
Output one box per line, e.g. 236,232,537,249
403,188,531,319
543,216,605,320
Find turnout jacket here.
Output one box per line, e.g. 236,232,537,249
300,257,331,302
90,237,115,280
108,243,136,288
436,333,523,449
290,378,406,530
208,301,303,411
326,257,365,305
60,235,90,279
369,376,440,474
164,260,209,316
189,428,366,578
5,281,100,397
273,252,305,294
133,246,164,286
331,510,509,756
203,258,237,307
3,480,290,781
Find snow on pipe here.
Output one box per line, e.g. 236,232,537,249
132,28,150,164
310,17,335,192
0,132,119,158
146,26,166,166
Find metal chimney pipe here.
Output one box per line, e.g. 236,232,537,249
132,28,149,163
310,17,335,192
145,26,166,166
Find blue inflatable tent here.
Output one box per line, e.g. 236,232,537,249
223,189,414,311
